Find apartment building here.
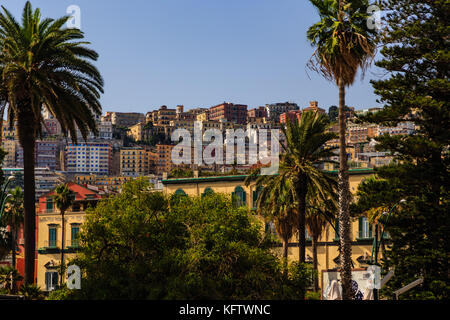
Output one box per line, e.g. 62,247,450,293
120,147,150,177
2,121,17,140
265,102,299,123
65,142,112,175
280,110,302,124
76,174,132,192
16,140,59,170
1,139,16,167
156,144,174,175
103,112,145,127
209,103,248,124
148,106,177,126
247,106,267,120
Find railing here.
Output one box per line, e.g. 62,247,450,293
43,240,58,249
67,239,79,248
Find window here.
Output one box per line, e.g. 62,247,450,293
358,217,373,239
48,226,57,248
252,187,262,209
232,186,246,207
46,199,53,212
71,224,80,247
174,189,187,197
45,271,58,291
202,187,214,198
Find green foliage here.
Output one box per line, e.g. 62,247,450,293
49,179,312,300
54,184,75,213
169,167,194,178
306,0,378,85
0,1,104,141
354,0,450,300
0,265,23,294
305,291,321,300
19,283,45,300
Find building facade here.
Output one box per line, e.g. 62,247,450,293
162,169,379,289
65,142,112,175
209,103,248,124
36,182,102,291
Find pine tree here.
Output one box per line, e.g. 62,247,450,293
358,0,450,299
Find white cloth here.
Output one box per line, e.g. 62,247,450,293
326,280,342,300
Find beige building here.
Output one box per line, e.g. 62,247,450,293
120,147,151,177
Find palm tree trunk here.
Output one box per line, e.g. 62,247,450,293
338,77,353,300
60,210,65,287
17,105,37,286
296,174,307,264
283,239,289,276
312,236,319,292
22,134,36,285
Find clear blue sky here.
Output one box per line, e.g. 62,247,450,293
1,0,382,113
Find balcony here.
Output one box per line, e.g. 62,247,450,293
67,239,79,248
38,240,60,254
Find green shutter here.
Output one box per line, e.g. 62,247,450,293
49,228,57,247
358,217,363,239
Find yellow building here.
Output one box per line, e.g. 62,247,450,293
127,122,145,142
162,169,378,288
75,174,132,192
2,121,17,141
36,182,102,291
120,147,150,177
1,139,17,167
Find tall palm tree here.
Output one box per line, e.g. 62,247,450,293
0,2,103,284
307,0,377,299
247,111,337,266
53,184,74,287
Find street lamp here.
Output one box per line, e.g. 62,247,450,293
371,198,406,300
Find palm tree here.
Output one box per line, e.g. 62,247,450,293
1,186,24,292
306,188,337,291
247,111,337,266
53,184,75,287
307,0,377,299
281,112,337,264
0,2,103,284
248,174,297,274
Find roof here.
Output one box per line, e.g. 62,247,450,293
39,181,102,201
162,168,374,185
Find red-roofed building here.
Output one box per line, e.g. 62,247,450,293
30,182,103,291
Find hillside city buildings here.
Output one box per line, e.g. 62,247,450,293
0,100,416,198
0,100,417,292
